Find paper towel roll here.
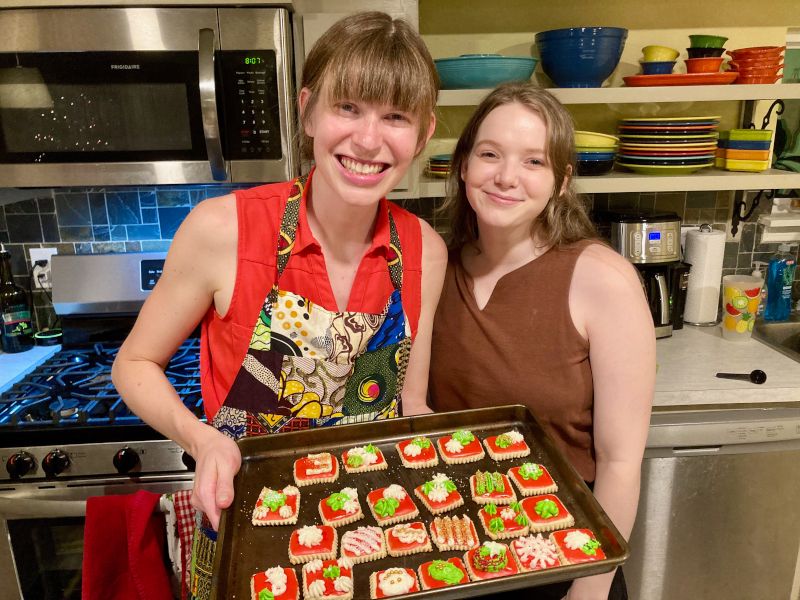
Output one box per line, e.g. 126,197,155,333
683,227,726,325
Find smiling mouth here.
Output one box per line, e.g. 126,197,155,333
339,156,388,176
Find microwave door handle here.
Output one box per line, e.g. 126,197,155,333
655,272,670,324
198,28,227,181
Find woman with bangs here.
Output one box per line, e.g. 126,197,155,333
429,83,655,599
112,12,446,597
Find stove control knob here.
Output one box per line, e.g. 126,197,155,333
181,452,196,471
42,450,70,477
113,447,141,474
6,452,36,479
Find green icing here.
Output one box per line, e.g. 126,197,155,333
451,430,475,445
495,433,514,449
510,501,522,511
258,589,274,600
484,503,497,515
262,490,286,512
346,453,364,468
515,513,529,527
422,478,455,496
374,497,400,517
427,560,463,585
489,517,505,532
323,565,341,579
534,499,559,519
326,492,348,511
519,463,543,480
581,539,602,556
492,472,504,492
364,443,378,454
411,436,431,449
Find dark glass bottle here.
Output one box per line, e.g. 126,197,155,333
0,248,34,353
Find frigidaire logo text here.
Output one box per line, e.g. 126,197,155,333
110,64,141,70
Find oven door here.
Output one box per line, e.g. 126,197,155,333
0,474,193,600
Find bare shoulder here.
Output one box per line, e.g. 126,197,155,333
417,217,447,266
176,193,237,245
573,241,642,295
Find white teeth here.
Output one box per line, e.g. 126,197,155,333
341,157,383,175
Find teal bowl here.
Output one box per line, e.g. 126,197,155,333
435,54,538,89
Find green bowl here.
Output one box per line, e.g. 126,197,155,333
688,34,728,49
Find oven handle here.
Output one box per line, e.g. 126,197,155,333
198,28,228,181
0,496,87,518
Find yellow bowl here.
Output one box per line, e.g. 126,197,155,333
575,130,619,149
642,45,680,62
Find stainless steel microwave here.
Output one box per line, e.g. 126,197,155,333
0,7,297,186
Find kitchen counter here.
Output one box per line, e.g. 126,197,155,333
654,324,800,407
0,345,61,393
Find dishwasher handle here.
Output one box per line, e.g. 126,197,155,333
671,445,722,456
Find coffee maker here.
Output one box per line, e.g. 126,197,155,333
597,209,690,339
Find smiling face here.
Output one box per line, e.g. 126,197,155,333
461,102,559,237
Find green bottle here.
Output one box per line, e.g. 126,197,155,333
0,246,34,353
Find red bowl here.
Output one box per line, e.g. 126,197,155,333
727,46,785,59
685,57,725,73
729,63,783,76
734,74,782,84
727,57,783,68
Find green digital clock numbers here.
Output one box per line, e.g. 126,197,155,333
244,56,263,65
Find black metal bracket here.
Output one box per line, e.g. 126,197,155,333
748,99,785,130
730,189,776,237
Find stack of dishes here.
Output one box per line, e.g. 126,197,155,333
426,154,452,178
727,46,784,85
616,116,720,175
575,131,618,176
716,129,773,171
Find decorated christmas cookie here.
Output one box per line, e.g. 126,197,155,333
288,525,338,565
470,471,516,505
521,494,575,533
369,567,420,598
510,534,562,572
429,514,479,552
384,521,432,557
396,436,438,468
418,557,469,590
550,529,606,565
301,558,354,600
340,526,387,564
342,444,388,474
478,501,529,540
508,463,558,496
294,452,339,487
414,473,464,514
319,488,363,528
484,430,531,461
250,566,299,600
437,430,485,464
366,484,419,526
464,541,519,581
252,485,300,526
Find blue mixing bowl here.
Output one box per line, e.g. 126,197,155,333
434,54,538,89
535,27,628,87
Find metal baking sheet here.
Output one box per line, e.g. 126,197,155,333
211,405,629,599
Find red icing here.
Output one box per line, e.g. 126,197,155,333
294,454,338,481
289,525,336,557
371,568,420,598
508,465,556,492
318,494,361,525
366,487,418,523
251,568,299,599
478,505,527,536
437,436,484,460
303,559,353,597
396,439,437,464
485,435,530,455
385,522,430,554
414,482,463,511
469,474,515,502
254,490,299,523
418,557,469,589
342,448,386,470
551,529,607,564
464,545,519,579
521,494,571,526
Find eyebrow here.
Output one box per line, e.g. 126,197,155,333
474,140,546,154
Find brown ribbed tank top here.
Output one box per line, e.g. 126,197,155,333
429,240,596,481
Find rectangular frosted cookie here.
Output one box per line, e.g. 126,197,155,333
319,487,363,528
396,436,438,469
301,558,354,600
483,430,531,461
508,463,558,496
429,514,479,551
369,567,420,598
463,541,519,581
510,534,562,572
437,429,485,464
288,525,338,565
469,471,516,505
342,444,388,474
294,452,339,487
252,485,300,526
478,501,529,540
250,566,299,600
418,557,469,589
414,473,464,515
550,528,606,565
385,521,431,557
340,526,387,564
366,484,419,526
521,494,575,533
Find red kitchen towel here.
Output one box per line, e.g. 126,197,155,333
82,490,173,600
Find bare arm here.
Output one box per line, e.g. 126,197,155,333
401,218,448,415
566,244,655,600
111,194,241,529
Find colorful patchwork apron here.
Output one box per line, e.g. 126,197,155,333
188,175,412,599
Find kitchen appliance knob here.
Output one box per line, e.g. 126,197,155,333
42,450,70,477
113,447,141,474
181,452,196,471
6,451,35,479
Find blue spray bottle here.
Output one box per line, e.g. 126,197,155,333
764,244,797,321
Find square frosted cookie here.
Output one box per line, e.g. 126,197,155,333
550,528,606,565
470,471,516,505
288,525,338,565
319,487,363,528
478,501,529,540
366,484,419,526
294,452,339,487
483,430,531,461
521,494,575,533
437,429,485,464
396,436,438,469
418,558,469,590
342,444,388,474
508,463,558,496
385,521,431,557
510,533,562,572
301,558,354,600
369,567,420,598
251,566,299,600
252,485,300,526
414,473,464,515
429,514,479,552
464,541,519,581
340,526,387,564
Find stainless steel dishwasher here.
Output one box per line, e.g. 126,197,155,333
625,405,800,600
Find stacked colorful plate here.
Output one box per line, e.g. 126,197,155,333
427,154,452,178
616,116,720,174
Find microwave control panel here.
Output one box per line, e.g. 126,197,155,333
218,50,282,160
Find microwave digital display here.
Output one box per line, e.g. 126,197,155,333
648,232,661,241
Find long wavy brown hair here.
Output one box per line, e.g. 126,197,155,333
442,82,597,251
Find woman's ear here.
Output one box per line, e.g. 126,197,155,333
560,163,573,196
298,87,314,136
414,111,437,157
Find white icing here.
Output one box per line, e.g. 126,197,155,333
445,439,464,453
432,473,449,483
514,534,559,570
333,576,354,593
297,525,323,547
378,568,415,595
341,487,358,500
383,484,407,500
403,443,422,457
264,567,287,596
500,507,516,520
391,524,427,544
307,579,326,596
348,446,378,465
342,526,383,556
503,430,524,444
306,453,333,476
337,557,353,569
342,499,359,514
278,505,293,518
304,559,323,573
482,541,505,556
427,486,449,503
564,530,592,550
252,506,269,519
283,485,299,496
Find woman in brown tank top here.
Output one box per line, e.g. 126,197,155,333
429,83,655,600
